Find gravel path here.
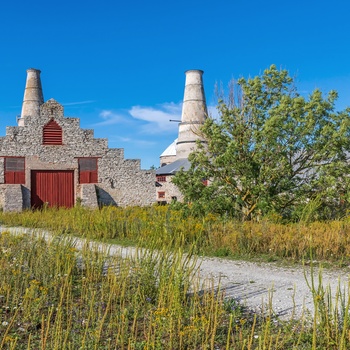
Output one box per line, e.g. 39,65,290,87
197,256,350,320
2,226,350,320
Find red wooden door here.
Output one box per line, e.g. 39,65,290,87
31,170,74,209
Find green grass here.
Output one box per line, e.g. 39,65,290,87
1,205,350,264
1,230,350,348
2,206,350,348
0,230,267,349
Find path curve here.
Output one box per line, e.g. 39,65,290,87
2,226,349,320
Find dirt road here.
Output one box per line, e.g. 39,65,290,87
2,226,349,320
197,256,350,319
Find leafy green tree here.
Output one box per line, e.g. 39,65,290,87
172,65,350,220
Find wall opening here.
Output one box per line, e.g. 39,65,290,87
31,170,74,209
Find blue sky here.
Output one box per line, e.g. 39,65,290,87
1,0,350,168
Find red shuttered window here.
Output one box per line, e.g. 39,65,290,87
4,157,25,184
78,158,98,184
43,119,62,145
158,191,165,199
156,176,166,182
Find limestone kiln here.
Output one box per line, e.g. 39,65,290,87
156,70,208,203
0,69,155,211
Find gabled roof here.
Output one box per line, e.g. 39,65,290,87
156,158,191,175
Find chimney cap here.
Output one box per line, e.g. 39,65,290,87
185,69,204,74
27,68,41,73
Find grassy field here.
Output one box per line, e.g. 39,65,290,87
1,206,350,349
1,205,350,263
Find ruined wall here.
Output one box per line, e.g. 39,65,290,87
98,150,155,206
0,99,155,210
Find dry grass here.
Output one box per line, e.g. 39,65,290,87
1,206,350,264
0,231,222,348
2,207,350,348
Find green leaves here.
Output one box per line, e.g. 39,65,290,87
173,65,350,221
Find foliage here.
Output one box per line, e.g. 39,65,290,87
172,65,350,220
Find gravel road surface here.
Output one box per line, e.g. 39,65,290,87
197,256,350,319
2,226,350,320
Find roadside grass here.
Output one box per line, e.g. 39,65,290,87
0,230,291,349
1,205,350,265
1,207,350,348
2,231,350,349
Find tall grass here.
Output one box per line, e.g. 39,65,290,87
0,230,278,349
2,211,350,348
1,206,350,263
0,231,207,348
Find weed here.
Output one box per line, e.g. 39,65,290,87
1,207,350,348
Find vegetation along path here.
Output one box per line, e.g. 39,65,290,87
2,225,349,321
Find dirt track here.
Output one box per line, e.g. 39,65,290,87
2,226,350,320
197,256,350,319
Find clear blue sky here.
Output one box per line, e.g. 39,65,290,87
1,0,350,168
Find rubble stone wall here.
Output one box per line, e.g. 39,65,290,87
156,176,184,203
0,99,155,211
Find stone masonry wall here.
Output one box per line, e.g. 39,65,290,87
98,150,155,207
0,99,155,210
79,184,99,208
156,175,184,203
1,185,23,212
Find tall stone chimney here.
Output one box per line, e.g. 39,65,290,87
176,69,207,159
18,68,44,126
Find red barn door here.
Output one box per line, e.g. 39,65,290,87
31,170,74,209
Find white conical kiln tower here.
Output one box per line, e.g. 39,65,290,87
18,68,44,126
159,69,207,166
175,69,207,159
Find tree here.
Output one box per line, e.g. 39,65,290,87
172,65,350,220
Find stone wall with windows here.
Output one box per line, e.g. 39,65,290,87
0,99,155,211
156,175,184,203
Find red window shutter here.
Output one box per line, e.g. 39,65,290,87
79,171,92,184
78,158,98,184
89,171,98,183
158,191,165,199
5,172,15,183
4,157,25,184
15,172,25,184
43,119,62,145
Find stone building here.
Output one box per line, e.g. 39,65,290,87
156,70,208,203
0,68,155,211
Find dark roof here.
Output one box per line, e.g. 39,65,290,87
156,158,191,175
